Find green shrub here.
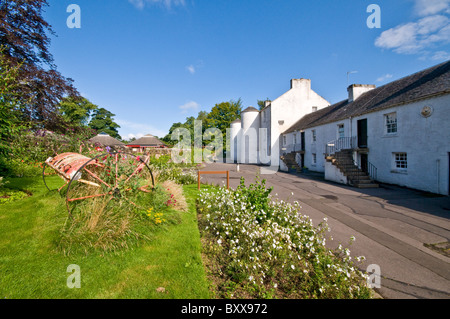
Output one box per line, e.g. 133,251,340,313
0,188,29,205
197,178,373,299
150,161,198,185
1,128,96,177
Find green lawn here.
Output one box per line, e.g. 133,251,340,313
0,176,211,299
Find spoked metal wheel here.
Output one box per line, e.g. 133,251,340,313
65,152,155,217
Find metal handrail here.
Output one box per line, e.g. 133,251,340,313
325,137,356,156
367,161,378,181
352,158,378,181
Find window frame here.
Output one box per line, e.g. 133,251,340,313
393,152,408,171
385,112,398,135
338,124,345,139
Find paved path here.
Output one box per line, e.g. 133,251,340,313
198,163,450,299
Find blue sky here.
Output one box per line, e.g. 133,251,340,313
44,0,450,140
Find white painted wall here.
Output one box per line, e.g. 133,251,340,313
325,161,348,184
284,118,352,171
284,93,450,195
230,78,330,167
240,109,260,164
351,94,450,195
270,79,329,164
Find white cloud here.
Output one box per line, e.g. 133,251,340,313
414,0,450,16
116,119,167,138
376,74,393,82
431,50,450,60
375,14,450,54
186,65,196,74
128,0,186,10
179,101,200,113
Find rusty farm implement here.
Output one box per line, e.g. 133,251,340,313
43,152,155,215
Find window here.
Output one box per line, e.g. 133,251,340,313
283,135,287,146
338,124,345,139
385,112,397,134
312,153,317,165
394,153,407,170
312,130,316,142
293,133,297,145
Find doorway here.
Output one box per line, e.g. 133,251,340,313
301,132,305,151
361,154,368,173
358,119,368,148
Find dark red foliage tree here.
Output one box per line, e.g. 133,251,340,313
0,0,79,131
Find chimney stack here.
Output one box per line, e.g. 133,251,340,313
347,84,376,102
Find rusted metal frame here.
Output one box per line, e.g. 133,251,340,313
83,167,111,188
115,153,119,188
67,192,111,202
124,161,146,184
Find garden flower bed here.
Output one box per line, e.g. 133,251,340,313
197,178,373,299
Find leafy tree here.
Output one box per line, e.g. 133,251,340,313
88,108,121,139
257,98,270,110
0,0,79,131
0,51,23,155
205,98,242,135
58,96,98,127
196,110,208,122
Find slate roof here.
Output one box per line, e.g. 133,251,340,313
88,133,125,146
285,60,450,133
128,134,165,147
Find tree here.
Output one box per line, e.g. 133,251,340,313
0,0,79,131
88,108,121,139
196,110,208,122
204,99,242,154
0,51,23,155
257,98,270,110
205,99,242,133
58,96,98,127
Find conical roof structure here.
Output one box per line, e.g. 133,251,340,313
88,132,125,146
127,134,165,147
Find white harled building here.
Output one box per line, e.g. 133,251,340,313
228,78,330,167
229,61,450,195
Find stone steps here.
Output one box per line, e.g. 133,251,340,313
327,150,379,188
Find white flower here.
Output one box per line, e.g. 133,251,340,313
217,239,222,245
291,265,295,270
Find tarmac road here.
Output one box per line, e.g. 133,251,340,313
198,162,450,299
